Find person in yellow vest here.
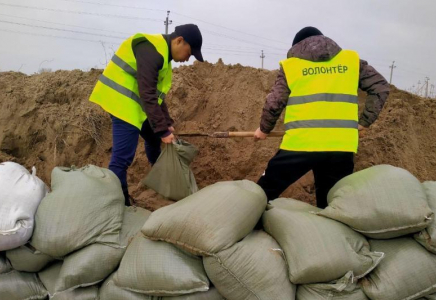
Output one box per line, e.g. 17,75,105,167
254,27,390,208
89,24,204,206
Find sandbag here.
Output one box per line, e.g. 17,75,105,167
0,251,12,274
319,165,433,239
296,271,368,300
263,198,383,284
142,139,198,200
6,243,55,272
113,234,209,296
0,162,48,251
360,238,436,300
0,270,48,300
31,165,124,257
415,181,436,254
43,206,151,294
51,285,99,300
204,230,296,300
142,180,267,256
100,274,224,300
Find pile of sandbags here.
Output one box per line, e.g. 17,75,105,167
0,162,48,251
308,165,436,300
3,163,436,300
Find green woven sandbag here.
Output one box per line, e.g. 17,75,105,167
263,198,384,284
142,139,198,201
360,238,436,300
31,165,124,257
415,181,436,254
142,180,267,256
100,274,224,300
297,271,368,300
0,251,12,274
6,244,55,272
42,206,151,295
204,230,296,300
0,270,48,300
113,234,209,296
319,165,433,239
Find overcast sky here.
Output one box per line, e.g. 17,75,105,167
0,0,435,94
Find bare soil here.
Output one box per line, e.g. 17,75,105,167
1,60,435,210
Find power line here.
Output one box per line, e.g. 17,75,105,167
171,12,289,46
0,3,163,22
0,13,131,36
58,0,167,12
197,27,287,52
57,0,289,46
0,28,119,45
0,19,125,40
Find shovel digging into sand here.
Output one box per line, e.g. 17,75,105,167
176,131,285,138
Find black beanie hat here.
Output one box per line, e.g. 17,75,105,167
292,27,323,46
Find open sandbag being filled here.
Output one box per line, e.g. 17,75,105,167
142,139,198,201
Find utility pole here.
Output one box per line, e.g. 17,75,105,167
425,77,430,98
164,11,172,34
389,61,396,85
417,80,421,96
260,50,265,69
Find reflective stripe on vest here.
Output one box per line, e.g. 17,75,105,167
279,50,360,153
89,33,172,130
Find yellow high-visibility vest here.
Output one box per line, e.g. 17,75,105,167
89,33,172,130
279,50,360,153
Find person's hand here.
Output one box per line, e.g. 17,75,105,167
168,126,175,133
161,133,175,144
358,124,368,138
254,127,268,141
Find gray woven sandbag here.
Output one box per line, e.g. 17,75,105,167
318,165,433,239
0,251,12,274
100,274,223,300
47,206,151,294
113,234,209,296
360,238,436,300
51,286,99,300
31,165,124,257
263,198,383,284
6,243,55,272
415,181,436,254
0,270,48,300
297,271,368,300
142,139,198,201
0,162,48,251
142,180,267,256
38,261,62,297
420,295,436,300
204,230,296,300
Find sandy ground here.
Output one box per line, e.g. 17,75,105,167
1,61,435,210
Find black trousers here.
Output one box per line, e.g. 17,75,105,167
257,150,354,208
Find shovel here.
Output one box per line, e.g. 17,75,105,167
176,131,285,138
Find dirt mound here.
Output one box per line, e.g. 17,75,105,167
1,62,435,210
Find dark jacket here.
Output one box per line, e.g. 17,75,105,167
133,34,175,137
260,35,390,133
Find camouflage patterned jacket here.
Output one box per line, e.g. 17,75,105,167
260,35,390,133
